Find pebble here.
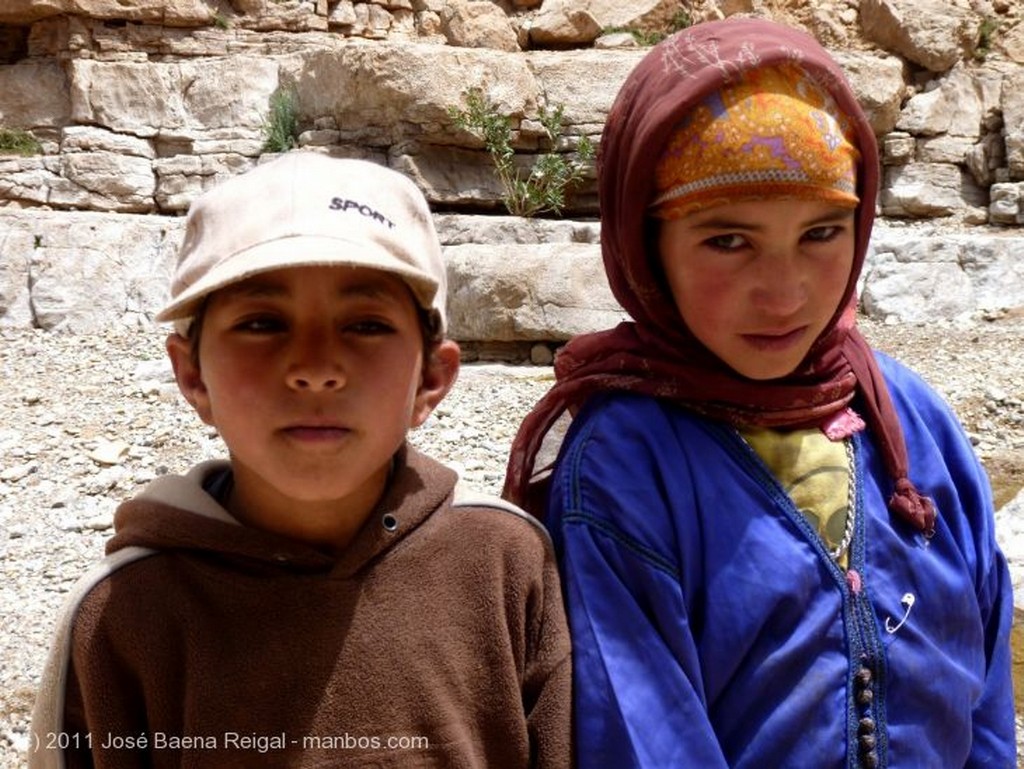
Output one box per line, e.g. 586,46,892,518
0,463,37,483
87,439,131,466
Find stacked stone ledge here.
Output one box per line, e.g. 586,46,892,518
0,0,1023,339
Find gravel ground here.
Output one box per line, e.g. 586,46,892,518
1,315,1022,767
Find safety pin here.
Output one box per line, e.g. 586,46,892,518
884,592,915,634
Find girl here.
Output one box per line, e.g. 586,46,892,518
505,17,1015,768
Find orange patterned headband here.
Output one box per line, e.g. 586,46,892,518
652,62,861,220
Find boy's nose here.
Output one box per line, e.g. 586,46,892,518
287,368,345,391
285,333,346,391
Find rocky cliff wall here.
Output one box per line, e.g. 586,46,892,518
1,0,1023,338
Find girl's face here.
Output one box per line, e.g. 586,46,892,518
658,198,857,381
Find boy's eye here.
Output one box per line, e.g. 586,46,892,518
346,319,396,335
234,316,286,333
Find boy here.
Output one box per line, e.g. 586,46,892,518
505,17,1015,768
31,151,571,768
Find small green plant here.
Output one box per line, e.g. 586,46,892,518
262,86,299,153
0,127,42,156
604,8,692,46
975,17,999,61
631,28,667,46
212,12,230,29
669,9,693,33
448,88,594,217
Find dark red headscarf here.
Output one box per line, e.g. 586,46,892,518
503,17,935,535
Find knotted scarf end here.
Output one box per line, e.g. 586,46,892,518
888,478,937,536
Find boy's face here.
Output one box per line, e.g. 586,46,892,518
658,198,856,381
166,265,458,530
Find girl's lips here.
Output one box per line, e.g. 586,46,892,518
741,327,808,352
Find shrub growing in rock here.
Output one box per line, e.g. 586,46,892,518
262,87,299,153
0,127,41,156
449,88,594,218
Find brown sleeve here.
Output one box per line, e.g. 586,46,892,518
62,657,96,769
522,550,574,769
62,587,151,769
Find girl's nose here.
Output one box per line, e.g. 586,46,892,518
750,251,808,316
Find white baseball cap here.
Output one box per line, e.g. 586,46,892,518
157,151,447,332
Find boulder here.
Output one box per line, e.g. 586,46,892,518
881,163,986,218
527,7,602,48
440,0,519,51
896,85,951,137
526,48,645,127
832,51,905,135
0,230,33,326
0,210,179,331
552,0,683,32
897,63,1002,139
1004,70,1024,179
0,0,218,26
153,153,256,212
990,183,1024,225
51,152,156,213
860,0,980,72
0,60,70,129
863,226,1024,321
61,126,155,158
445,242,626,341
0,156,62,207
434,213,599,246
67,57,280,138
1001,16,1024,64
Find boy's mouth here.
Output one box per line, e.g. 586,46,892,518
281,423,351,441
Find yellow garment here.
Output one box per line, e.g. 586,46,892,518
651,61,860,220
740,427,851,566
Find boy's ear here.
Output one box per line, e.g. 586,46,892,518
411,339,460,429
165,333,214,426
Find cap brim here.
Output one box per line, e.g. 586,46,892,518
155,235,439,322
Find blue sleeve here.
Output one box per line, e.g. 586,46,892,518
950,411,1017,767
968,543,1016,767
549,400,729,769
878,354,1017,766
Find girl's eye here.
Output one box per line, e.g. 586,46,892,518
705,233,747,251
804,225,841,242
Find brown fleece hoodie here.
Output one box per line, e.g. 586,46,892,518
55,445,571,768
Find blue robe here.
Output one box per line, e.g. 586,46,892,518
548,353,1015,768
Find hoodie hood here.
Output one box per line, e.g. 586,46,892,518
107,444,459,578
